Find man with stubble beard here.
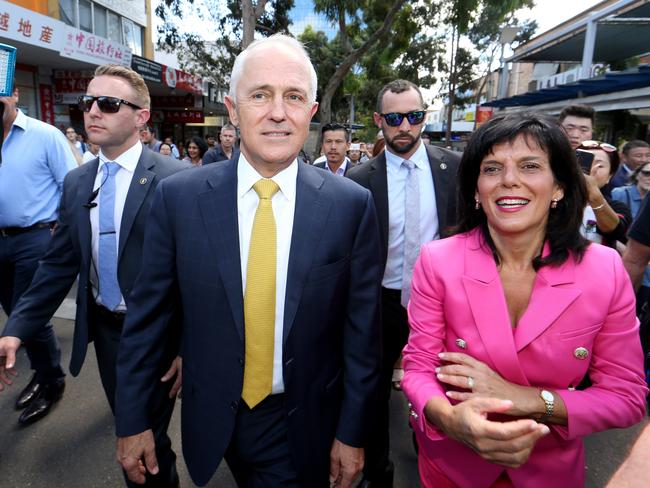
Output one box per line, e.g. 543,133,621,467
347,79,461,488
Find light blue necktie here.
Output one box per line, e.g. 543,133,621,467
98,161,121,311
401,159,420,308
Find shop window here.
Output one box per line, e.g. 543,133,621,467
122,19,143,56
133,23,143,57
79,0,92,33
59,0,76,27
94,5,107,38
108,11,121,43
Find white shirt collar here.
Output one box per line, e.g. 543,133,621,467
12,109,27,131
327,158,349,175
385,140,428,170
97,141,143,173
237,153,298,202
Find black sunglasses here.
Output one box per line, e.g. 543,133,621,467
78,95,142,114
380,111,426,127
640,169,650,177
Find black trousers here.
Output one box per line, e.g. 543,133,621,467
0,227,64,383
89,302,179,488
363,287,410,485
225,394,301,488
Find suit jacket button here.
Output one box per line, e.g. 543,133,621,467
574,347,589,360
230,400,238,411
238,358,244,367
455,338,467,349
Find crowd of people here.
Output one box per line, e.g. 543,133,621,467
0,33,648,488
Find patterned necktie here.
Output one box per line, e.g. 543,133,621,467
242,178,280,408
401,159,420,308
98,161,121,311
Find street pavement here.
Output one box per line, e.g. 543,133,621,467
0,296,647,487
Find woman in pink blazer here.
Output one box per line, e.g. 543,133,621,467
402,112,648,488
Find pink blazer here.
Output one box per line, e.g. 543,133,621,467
402,228,648,488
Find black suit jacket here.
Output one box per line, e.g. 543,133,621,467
347,144,460,266
202,145,240,165
115,158,383,487
2,149,189,376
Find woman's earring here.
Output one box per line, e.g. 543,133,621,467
475,199,481,210
551,198,559,209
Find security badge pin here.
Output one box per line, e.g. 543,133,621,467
455,338,467,349
139,177,147,185
574,347,589,360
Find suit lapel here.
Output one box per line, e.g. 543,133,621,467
514,256,580,351
76,159,99,267
461,232,528,385
198,158,245,341
427,145,454,232
368,153,389,249
118,151,156,259
283,164,330,343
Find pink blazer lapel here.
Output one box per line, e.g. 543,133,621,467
514,254,581,351
462,231,528,385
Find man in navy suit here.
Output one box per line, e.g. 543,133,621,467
115,34,382,488
0,64,186,487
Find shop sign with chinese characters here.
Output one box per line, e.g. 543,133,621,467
60,26,132,67
53,70,94,104
163,110,204,123
0,1,65,51
39,84,55,125
162,66,203,95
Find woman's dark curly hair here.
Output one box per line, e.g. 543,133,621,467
455,111,589,269
189,136,209,159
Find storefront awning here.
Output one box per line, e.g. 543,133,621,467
483,64,650,108
509,1,650,63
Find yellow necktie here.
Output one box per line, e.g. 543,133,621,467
242,178,280,408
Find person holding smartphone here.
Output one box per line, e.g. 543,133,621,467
577,140,632,248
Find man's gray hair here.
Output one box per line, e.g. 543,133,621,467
229,34,318,104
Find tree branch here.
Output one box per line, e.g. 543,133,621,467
338,4,352,53
323,0,408,99
254,0,269,20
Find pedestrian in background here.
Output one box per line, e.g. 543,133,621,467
0,85,76,425
183,136,209,166
348,79,460,487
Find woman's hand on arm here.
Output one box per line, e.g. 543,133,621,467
436,352,568,425
424,395,550,468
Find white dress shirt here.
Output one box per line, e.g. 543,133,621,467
90,141,141,311
382,141,438,289
237,154,297,394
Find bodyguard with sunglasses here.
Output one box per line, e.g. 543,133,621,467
0,64,188,487
347,79,460,487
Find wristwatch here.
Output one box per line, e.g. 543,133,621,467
539,389,555,419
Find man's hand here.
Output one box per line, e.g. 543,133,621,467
329,439,363,488
116,430,158,484
161,356,182,398
0,336,21,391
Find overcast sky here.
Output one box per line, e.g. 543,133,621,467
527,0,603,34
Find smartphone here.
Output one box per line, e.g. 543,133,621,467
576,149,594,174
350,143,361,151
